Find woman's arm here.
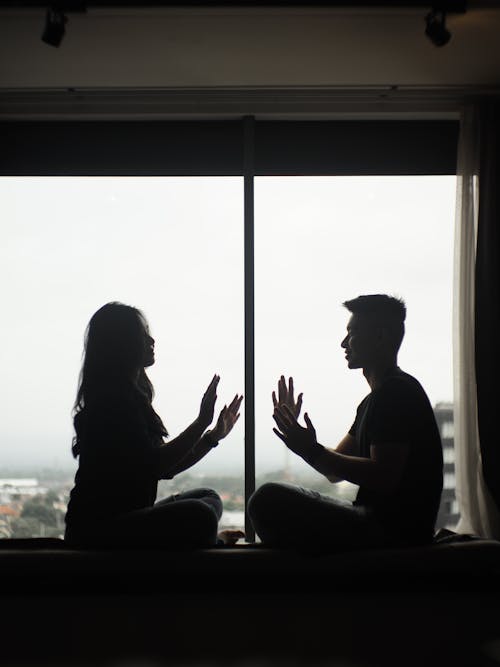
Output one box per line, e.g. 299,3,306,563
157,385,243,479
159,428,218,478
156,374,219,477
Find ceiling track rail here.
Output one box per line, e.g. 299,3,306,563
0,85,498,119
0,1,475,9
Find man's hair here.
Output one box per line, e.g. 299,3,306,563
343,294,406,352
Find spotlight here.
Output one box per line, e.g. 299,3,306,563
425,9,452,47
41,6,68,48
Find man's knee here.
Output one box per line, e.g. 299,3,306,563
248,482,290,520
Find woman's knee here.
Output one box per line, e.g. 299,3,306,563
173,487,222,519
180,499,219,543
188,487,221,501
196,488,223,519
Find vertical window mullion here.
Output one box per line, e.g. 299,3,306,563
244,115,256,542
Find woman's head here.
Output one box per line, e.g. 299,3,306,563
84,302,154,376
72,302,166,456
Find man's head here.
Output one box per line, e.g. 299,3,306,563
341,294,406,369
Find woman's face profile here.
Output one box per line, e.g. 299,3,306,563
142,325,155,368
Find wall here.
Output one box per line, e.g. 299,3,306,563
0,7,499,91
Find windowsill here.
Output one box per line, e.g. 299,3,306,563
1,535,500,597
2,540,498,667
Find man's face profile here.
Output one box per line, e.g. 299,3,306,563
341,314,380,369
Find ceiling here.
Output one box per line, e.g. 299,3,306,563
0,4,499,117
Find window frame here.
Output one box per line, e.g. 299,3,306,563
0,117,459,541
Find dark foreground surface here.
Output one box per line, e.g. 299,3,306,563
1,536,500,667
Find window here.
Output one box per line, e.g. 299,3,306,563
255,175,455,503
0,118,458,539
0,176,244,536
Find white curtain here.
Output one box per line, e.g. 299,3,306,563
453,103,500,539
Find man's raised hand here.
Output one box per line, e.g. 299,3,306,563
272,375,303,419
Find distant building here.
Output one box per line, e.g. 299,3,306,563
0,505,19,538
0,478,38,488
434,402,460,530
0,479,47,505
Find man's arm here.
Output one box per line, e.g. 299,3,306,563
319,433,358,483
273,406,410,494
311,441,410,493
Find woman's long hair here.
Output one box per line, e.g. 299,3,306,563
72,302,167,457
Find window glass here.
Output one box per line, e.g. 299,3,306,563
0,173,458,539
0,177,244,537
255,176,456,505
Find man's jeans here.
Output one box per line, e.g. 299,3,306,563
248,482,387,552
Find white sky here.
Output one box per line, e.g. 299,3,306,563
0,176,455,477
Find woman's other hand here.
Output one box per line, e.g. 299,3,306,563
209,394,243,442
272,375,303,419
197,374,220,429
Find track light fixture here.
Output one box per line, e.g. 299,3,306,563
41,6,68,47
41,3,86,48
425,9,452,47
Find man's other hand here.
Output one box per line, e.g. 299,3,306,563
272,375,303,419
273,405,318,459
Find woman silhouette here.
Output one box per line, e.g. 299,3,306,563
65,302,243,548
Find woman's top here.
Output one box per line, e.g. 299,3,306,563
65,390,163,534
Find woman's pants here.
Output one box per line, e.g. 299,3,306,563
65,487,223,549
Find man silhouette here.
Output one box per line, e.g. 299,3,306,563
249,294,443,550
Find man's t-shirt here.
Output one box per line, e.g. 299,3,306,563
349,368,443,544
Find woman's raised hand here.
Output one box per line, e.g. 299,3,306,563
272,375,303,419
197,374,220,429
209,394,243,442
